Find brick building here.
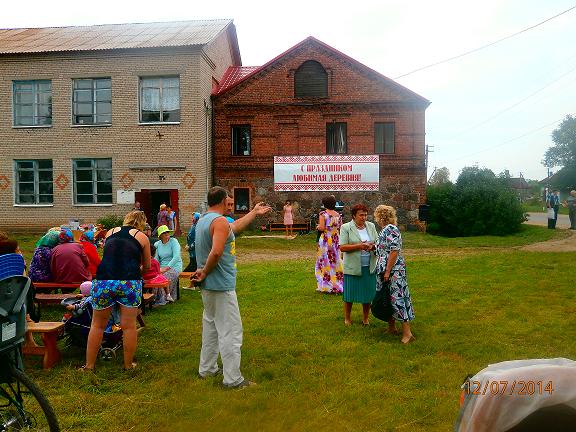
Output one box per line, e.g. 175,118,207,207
212,37,430,227
0,20,240,230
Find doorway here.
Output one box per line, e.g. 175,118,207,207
135,189,179,229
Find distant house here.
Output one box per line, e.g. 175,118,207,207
508,177,531,201
212,36,430,225
539,166,576,198
0,20,240,230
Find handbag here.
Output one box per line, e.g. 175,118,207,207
547,208,555,219
371,278,394,321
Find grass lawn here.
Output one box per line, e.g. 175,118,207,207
12,225,576,431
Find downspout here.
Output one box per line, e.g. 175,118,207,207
204,99,211,210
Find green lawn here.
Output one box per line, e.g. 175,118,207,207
12,226,576,431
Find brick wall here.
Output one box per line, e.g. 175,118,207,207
213,39,429,226
0,32,235,231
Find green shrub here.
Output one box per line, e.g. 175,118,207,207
96,214,125,230
427,167,526,236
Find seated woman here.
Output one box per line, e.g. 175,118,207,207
141,243,170,295
153,225,183,305
0,238,26,279
50,229,91,284
80,231,101,278
29,230,60,282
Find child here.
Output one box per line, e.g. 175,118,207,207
63,281,120,332
142,243,172,305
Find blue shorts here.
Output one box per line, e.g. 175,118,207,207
90,280,142,310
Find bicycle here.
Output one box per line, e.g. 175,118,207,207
0,275,60,431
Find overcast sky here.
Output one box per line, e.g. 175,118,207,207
2,0,575,181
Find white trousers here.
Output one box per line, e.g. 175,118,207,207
199,289,244,386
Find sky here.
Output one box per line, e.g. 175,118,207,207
2,0,575,182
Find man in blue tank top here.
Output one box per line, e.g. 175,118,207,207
193,186,271,388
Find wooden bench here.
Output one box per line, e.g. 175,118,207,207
141,293,155,313
22,322,64,369
33,282,81,294
269,222,310,232
35,293,155,314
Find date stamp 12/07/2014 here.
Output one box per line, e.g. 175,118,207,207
464,380,554,396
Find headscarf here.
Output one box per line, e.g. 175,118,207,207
80,231,94,243
35,230,60,248
193,212,201,222
59,228,74,244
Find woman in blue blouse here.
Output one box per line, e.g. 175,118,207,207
154,225,183,305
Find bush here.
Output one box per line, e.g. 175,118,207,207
427,167,526,236
96,214,125,230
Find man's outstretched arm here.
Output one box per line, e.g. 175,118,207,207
230,202,271,234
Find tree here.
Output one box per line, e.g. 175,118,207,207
426,166,525,236
428,167,451,185
543,115,576,168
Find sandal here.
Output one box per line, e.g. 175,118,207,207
401,335,416,345
77,365,95,372
123,362,137,371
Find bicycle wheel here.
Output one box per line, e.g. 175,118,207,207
0,365,59,431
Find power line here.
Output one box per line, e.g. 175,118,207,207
447,116,568,163
394,5,576,79
444,62,576,142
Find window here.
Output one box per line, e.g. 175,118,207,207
140,76,180,123
294,60,328,98
13,80,52,126
73,78,112,125
326,122,347,154
73,158,112,204
375,122,395,154
234,188,250,212
14,160,53,204
232,125,251,156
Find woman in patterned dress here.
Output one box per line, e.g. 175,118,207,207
373,205,415,344
315,195,344,294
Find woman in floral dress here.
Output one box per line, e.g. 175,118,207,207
315,195,344,294
373,205,415,344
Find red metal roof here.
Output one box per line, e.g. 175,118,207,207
213,66,261,95
0,20,234,54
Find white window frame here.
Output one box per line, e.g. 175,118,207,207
139,76,180,124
